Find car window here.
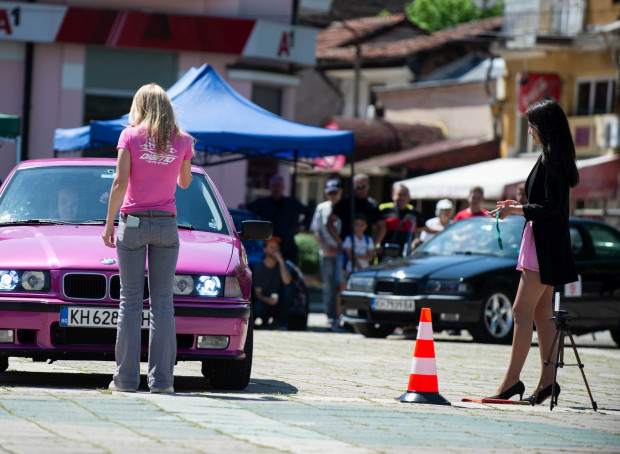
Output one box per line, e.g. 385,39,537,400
413,218,523,258
175,174,228,234
0,166,115,223
0,165,229,235
569,226,585,254
584,223,620,257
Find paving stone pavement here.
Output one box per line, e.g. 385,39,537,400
0,313,619,453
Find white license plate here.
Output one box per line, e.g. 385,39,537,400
60,307,150,328
371,298,416,312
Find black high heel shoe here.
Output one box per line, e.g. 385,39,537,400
486,381,525,400
526,383,560,405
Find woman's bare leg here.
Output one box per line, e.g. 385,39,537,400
533,285,557,390
495,269,548,393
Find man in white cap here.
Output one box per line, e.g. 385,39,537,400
310,179,345,330
419,199,454,243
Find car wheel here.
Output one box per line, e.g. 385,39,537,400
201,312,253,390
469,288,514,344
0,357,7,373
610,328,620,347
353,322,395,338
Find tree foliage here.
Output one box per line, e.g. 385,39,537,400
405,0,503,33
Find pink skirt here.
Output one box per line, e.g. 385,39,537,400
517,221,539,272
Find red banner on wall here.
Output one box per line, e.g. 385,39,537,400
518,72,561,115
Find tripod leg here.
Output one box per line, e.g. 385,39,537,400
539,328,560,408
550,327,564,411
566,328,598,412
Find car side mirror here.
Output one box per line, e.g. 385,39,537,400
239,220,272,241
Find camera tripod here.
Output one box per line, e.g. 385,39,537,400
542,309,597,411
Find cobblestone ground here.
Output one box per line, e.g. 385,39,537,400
0,314,618,453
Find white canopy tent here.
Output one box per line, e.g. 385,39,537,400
397,154,619,201
397,156,538,200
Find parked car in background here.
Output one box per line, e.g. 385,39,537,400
0,159,271,389
341,216,620,345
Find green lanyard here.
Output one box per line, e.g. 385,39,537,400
495,211,504,250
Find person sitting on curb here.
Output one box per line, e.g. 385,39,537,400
252,236,294,330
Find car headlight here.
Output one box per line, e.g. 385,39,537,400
173,274,226,297
0,270,49,292
173,275,194,295
196,275,222,297
346,276,375,292
0,270,19,291
426,279,470,294
21,271,46,291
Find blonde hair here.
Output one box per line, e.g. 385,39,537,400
128,83,185,153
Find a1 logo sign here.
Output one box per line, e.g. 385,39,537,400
564,275,582,298
0,7,19,35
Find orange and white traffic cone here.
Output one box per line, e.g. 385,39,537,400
398,308,450,405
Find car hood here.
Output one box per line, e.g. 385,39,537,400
360,253,517,280
0,225,234,273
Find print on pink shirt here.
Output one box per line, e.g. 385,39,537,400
139,137,181,165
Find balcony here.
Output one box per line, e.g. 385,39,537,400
503,0,586,48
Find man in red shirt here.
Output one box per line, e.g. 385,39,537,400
454,185,487,221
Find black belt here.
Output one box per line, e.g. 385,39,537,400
123,213,175,218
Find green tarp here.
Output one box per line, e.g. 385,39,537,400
0,114,20,139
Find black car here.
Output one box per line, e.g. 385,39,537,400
341,217,620,345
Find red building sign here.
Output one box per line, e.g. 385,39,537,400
518,72,561,115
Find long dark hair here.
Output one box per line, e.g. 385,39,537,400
526,99,579,188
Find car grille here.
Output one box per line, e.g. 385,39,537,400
63,273,149,300
64,274,107,299
375,278,419,296
50,323,194,349
109,275,150,300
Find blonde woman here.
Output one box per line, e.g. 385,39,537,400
102,83,194,394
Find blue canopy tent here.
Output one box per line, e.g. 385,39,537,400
55,64,353,165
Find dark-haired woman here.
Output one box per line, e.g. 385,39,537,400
487,99,579,404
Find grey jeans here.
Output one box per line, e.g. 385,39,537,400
113,210,179,390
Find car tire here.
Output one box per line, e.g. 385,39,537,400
469,287,515,344
201,312,253,390
353,322,395,338
0,357,7,373
610,328,620,347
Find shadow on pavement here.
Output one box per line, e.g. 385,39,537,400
0,370,298,395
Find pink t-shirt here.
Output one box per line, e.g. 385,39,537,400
117,126,193,215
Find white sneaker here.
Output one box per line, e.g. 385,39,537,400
150,386,174,394
108,381,136,392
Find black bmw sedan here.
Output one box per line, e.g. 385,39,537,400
340,216,620,345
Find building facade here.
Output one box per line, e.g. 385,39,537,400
494,0,620,220
0,0,325,207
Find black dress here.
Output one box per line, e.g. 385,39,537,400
522,154,578,286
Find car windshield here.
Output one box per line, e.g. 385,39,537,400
0,165,230,234
413,218,523,258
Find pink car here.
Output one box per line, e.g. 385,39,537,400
0,158,270,389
